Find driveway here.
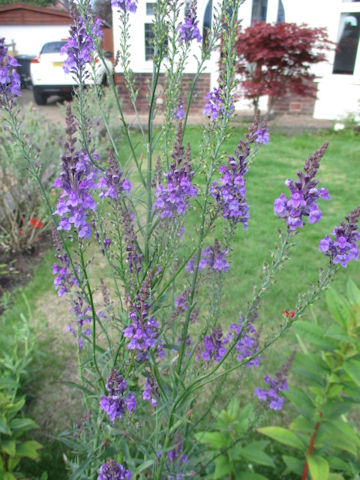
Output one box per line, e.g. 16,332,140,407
18,88,66,126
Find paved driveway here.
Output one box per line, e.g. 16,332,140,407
18,88,66,126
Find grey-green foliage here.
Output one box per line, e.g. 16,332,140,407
0,103,63,253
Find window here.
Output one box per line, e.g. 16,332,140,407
146,3,155,15
276,0,285,23
145,23,155,61
251,0,267,24
203,0,212,47
333,13,360,74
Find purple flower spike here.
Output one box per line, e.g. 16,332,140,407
100,369,136,423
61,5,103,78
274,143,330,231
154,124,197,219
200,327,229,363
97,459,131,480
53,106,99,239
173,102,185,120
143,376,159,407
177,1,202,43
123,271,163,360
204,87,234,122
254,352,295,411
228,317,262,368
111,0,138,12
98,151,132,200
255,128,270,145
0,38,21,104
186,239,229,274
320,207,360,268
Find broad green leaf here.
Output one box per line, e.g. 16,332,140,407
0,377,18,390
343,358,360,386
343,382,360,400
10,417,38,433
235,473,269,480
328,474,344,480
325,325,354,344
290,416,313,435
307,455,329,480
316,420,360,456
227,397,240,418
1,440,16,457
285,386,314,420
326,289,351,329
0,415,11,435
240,442,275,467
328,455,353,474
292,353,329,385
292,321,335,349
16,440,42,460
257,427,304,451
347,278,360,306
194,431,230,449
212,454,232,479
3,473,17,480
282,455,304,476
322,399,353,418
7,455,20,472
7,396,25,414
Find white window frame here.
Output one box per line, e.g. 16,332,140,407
333,1,360,77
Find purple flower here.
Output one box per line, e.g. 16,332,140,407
51,228,79,297
154,125,197,219
186,239,229,274
111,0,138,12
228,318,262,368
203,87,234,122
123,271,163,360
98,153,132,200
0,38,21,104
211,141,253,229
53,106,99,239
320,207,360,268
254,353,295,411
97,459,131,480
255,128,270,145
143,377,159,406
61,7,103,79
177,2,202,44
173,103,185,120
273,143,330,230
200,327,229,363
100,370,136,423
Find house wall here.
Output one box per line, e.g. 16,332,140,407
0,24,71,55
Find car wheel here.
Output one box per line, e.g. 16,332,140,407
33,88,47,106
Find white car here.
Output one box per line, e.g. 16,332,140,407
30,41,113,105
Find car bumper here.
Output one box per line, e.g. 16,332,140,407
32,85,75,95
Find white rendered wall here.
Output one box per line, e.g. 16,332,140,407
0,25,71,56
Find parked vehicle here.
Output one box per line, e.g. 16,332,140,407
30,41,113,105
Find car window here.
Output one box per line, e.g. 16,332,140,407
40,42,67,54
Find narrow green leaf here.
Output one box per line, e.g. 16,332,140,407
328,474,344,480
343,358,360,386
7,396,25,414
316,420,360,456
257,427,304,451
307,455,329,480
235,473,269,480
292,353,329,385
134,460,154,474
10,417,38,432
3,472,17,480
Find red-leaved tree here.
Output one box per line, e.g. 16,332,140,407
235,22,333,113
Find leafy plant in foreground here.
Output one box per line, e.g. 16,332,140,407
258,279,360,480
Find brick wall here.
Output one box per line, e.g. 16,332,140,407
271,92,317,116
114,73,211,114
